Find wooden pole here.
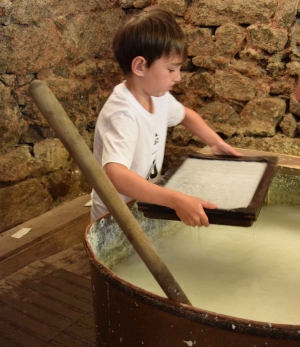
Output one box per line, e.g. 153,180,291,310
28,80,191,305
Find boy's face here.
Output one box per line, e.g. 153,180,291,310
143,55,183,97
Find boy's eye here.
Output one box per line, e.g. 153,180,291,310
169,69,175,72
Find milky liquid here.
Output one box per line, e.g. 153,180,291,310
112,205,300,325
165,158,267,209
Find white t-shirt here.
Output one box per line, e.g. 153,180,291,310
91,81,185,220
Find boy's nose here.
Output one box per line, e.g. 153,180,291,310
174,70,181,82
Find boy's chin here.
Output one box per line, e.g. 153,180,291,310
153,91,167,97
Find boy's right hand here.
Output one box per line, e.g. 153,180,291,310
173,194,217,228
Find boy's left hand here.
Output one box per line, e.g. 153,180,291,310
210,141,243,157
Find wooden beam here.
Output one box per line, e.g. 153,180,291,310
0,195,91,279
199,147,300,170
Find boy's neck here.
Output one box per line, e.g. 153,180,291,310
125,79,153,114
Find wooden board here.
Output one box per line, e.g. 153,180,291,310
0,195,91,279
200,146,300,170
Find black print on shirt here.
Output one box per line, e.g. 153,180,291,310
146,133,159,181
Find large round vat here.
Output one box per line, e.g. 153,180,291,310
84,166,300,347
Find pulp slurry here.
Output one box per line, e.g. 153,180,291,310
164,158,267,209
112,204,300,325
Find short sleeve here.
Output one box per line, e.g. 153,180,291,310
101,111,138,169
166,92,185,127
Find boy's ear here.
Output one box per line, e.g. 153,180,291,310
131,56,147,76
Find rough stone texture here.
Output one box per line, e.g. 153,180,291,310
286,61,300,76
0,74,16,86
184,26,216,56
119,0,152,9
199,102,240,137
1,0,300,233
0,179,53,231
290,21,300,60
0,6,125,74
240,97,287,136
0,0,12,25
0,146,34,183
192,56,231,71
279,113,298,137
190,72,214,98
269,78,295,97
230,60,264,78
33,139,72,174
171,124,193,145
184,0,277,26
273,0,298,29
227,133,300,156
0,82,27,155
247,25,288,53
290,94,300,117
40,164,91,207
215,24,246,57
157,0,188,16
214,70,256,101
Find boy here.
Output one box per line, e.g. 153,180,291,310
91,6,242,227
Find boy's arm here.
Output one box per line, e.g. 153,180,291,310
181,106,242,156
296,74,300,102
106,162,217,227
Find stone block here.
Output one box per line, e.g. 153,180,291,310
214,70,256,101
215,23,246,57
199,102,240,137
273,0,298,28
279,113,298,137
0,0,12,25
247,25,288,53
185,0,276,26
33,139,72,175
0,179,52,232
157,0,189,16
0,83,27,155
184,27,215,56
290,94,300,117
0,146,34,183
240,97,287,136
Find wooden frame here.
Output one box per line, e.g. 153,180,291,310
138,153,278,227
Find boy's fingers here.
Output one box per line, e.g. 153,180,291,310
201,201,217,210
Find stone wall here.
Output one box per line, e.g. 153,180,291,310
0,0,300,233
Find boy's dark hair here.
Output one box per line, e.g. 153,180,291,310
113,6,188,76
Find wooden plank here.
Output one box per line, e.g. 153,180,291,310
0,320,44,347
64,321,96,344
77,312,95,328
63,257,91,278
0,336,20,347
4,269,92,313
199,147,300,169
0,301,59,342
42,243,88,269
52,269,92,290
40,273,92,303
0,195,91,279
1,283,85,324
0,195,91,259
20,277,92,312
0,293,73,332
49,331,95,347
28,260,58,274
